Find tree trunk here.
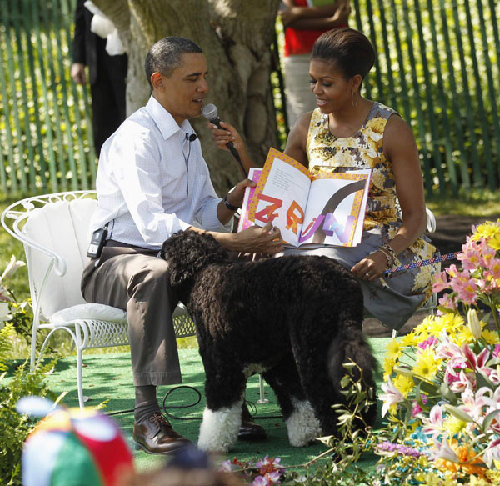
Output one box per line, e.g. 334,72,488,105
93,0,280,194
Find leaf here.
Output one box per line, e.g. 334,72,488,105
444,403,473,423
481,408,500,433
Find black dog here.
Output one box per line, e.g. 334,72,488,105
161,230,377,452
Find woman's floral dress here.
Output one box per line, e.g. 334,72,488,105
284,102,440,330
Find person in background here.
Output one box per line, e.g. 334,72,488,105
211,27,440,332
71,0,128,156
279,0,350,128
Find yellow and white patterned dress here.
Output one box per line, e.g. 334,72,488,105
285,103,439,330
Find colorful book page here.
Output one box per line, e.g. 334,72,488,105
299,170,372,247
251,149,312,246
247,148,311,225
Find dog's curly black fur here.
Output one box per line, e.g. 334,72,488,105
161,230,377,448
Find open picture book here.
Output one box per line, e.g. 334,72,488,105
238,148,372,248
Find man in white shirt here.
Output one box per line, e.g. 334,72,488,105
81,37,282,454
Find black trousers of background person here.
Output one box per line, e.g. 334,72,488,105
91,36,127,156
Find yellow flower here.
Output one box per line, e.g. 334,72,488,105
393,373,413,398
383,355,397,378
400,332,417,347
415,471,447,485
453,328,474,347
471,220,500,242
486,469,500,483
488,233,500,250
482,329,500,345
412,348,440,381
386,337,402,361
470,475,491,485
443,415,467,435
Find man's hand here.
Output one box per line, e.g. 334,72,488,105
226,179,256,209
232,223,283,254
71,63,87,84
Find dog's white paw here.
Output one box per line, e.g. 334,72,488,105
197,402,242,453
285,399,322,447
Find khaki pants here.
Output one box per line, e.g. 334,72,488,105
81,243,182,386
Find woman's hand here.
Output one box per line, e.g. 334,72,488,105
351,250,388,281
208,121,245,153
208,120,256,173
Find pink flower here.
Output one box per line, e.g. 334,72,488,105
460,387,491,422
438,293,457,310
479,240,497,269
418,336,438,350
432,270,449,293
445,263,460,278
411,400,423,417
461,344,497,382
482,438,500,468
493,344,500,358
450,273,478,305
457,238,482,271
436,338,464,367
484,257,500,279
445,369,476,393
422,404,443,436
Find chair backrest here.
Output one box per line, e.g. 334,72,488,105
22,197,97,319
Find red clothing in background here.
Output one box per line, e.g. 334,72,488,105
283,0,347,56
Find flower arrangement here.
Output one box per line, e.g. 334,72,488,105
378,220,500,484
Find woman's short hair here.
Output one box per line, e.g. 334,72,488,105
145,37,203,87
312,27,375,80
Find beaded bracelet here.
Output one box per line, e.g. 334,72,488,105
223,195,239,212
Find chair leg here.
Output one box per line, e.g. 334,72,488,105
77,345,84,409
257,374,269,404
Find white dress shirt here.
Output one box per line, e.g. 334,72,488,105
90,96,228,249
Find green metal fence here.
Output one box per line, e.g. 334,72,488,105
0,0,95,195
352,0,500,195
0,0,499,196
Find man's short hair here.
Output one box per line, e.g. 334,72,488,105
145,37,203,87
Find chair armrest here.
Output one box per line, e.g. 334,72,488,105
1,202,67,276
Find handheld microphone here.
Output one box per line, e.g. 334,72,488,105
202,103,247,177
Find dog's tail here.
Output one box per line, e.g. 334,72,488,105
327,310,377,424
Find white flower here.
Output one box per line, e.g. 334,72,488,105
1,255,25,281
467,308,482,339
380,377,404,417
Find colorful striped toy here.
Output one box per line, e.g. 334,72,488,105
22,406,133,486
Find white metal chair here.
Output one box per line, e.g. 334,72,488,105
1,190,195,408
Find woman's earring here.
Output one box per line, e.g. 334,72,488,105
351,90,359,108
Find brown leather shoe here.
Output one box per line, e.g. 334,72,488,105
132,413,190,454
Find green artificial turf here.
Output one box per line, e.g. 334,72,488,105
36,338,389,474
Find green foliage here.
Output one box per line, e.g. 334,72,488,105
0,323,59,486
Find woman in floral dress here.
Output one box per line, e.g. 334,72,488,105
212,27,439,330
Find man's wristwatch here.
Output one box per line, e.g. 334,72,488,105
223,195,238,212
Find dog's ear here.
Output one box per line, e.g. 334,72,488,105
161,230,229,287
